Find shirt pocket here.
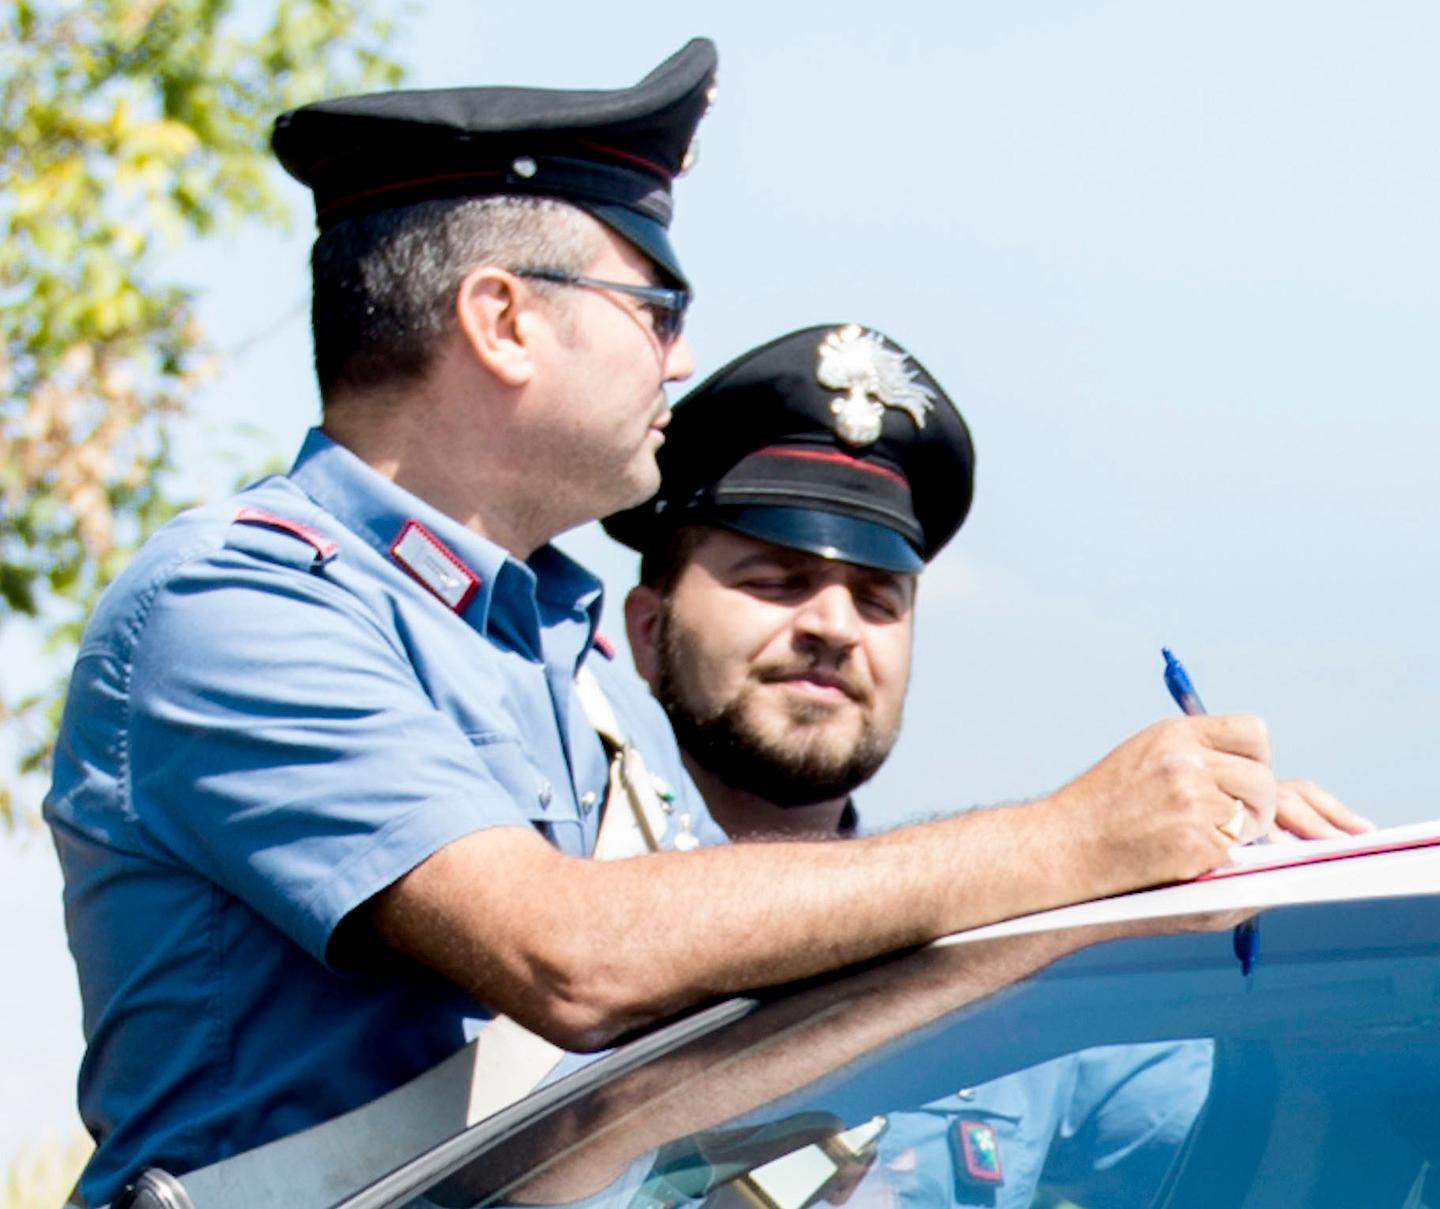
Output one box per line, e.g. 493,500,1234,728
464,733,580,841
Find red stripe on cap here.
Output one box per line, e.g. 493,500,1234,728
317,168,506,221
752,446,909,488
573,140,671,179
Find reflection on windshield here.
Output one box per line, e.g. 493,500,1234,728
607,1041,1213,1209
414,898,1440,1209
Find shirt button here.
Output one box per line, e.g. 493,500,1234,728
579,790,598,813
538,783,553,809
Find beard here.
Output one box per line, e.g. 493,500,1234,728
653,607,901,809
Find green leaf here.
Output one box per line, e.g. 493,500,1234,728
1,0,406,829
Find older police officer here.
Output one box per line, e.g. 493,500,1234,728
47,43,723,1204
47,50,1314,1209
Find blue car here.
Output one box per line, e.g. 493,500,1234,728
113,839,1440,1209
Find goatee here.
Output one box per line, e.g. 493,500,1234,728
654,611,898,808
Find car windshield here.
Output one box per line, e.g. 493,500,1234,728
383,892,1440,1209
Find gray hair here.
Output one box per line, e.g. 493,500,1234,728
310,195,602,401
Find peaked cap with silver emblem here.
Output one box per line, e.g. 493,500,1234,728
603,324,975,573
271,39,717,287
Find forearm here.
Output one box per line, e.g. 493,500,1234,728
374,711,1270,1050
371,801,1121,1049
506,918,1183,1205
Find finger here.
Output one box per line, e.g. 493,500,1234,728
1189,714,1272,765
1276,779,1374,839
1206,751,1279,834
1175,908,1257,935
1275,784,1343,839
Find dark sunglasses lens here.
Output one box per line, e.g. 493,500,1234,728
657,294,689,342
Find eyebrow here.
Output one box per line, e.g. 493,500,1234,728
721,549,824,577
722,551,916,594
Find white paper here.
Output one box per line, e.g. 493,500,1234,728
939,824,1440,949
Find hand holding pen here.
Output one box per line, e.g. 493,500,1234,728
1162,648,1251,843
1162,646,1267,976
1163,647,1373,842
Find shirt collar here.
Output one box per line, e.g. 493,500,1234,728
288,428,603,647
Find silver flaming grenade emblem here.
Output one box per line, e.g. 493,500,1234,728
816,325,935,447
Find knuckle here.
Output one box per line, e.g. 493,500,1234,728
1153,716,1191,742
1154,750,1204,794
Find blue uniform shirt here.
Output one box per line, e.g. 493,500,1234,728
875,1040,1213,1208
45,430,720,1206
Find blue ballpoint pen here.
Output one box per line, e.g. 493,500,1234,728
1160,647,1261,977
1162,648,1206,716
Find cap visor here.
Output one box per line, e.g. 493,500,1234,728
716,506,924,574
580,201,687,288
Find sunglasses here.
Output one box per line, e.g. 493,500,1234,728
511,268,691,345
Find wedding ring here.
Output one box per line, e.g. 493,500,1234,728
1217,799,1247,842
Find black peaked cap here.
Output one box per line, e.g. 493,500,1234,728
604,324,976,573
271,39,717,286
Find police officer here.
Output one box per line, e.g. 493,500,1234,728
47,43,724,1205
604,325,1254,1208
46,53,1317,1209
606,324,1366,847
607,322,975,841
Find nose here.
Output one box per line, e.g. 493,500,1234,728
793,582,862,655
663,333,696,383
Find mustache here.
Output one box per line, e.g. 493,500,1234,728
754,660,871,705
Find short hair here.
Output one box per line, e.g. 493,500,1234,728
638,524,713,595
309,194,602,401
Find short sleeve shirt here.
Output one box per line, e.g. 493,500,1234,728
45,429,721,1206
876,1040,1215,1208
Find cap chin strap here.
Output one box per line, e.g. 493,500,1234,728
111,676,676,1209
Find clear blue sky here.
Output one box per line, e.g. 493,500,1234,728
6,0,1438,1163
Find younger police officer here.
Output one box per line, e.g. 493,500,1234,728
607,325,1367,1209
607,324,1366,846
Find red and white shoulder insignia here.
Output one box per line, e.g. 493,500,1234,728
233,507,338,562
592,632,616,660
390,519,480,611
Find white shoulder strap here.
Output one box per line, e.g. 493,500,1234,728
576,665,693,858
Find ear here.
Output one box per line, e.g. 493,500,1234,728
624,585,663,689
454,266,535,387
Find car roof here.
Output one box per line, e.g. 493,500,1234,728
942,831,1440,947
330,842,1440,1209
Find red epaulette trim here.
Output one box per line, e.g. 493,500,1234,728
233,507,339,559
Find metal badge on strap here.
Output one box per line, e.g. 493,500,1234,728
575,666,697,857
